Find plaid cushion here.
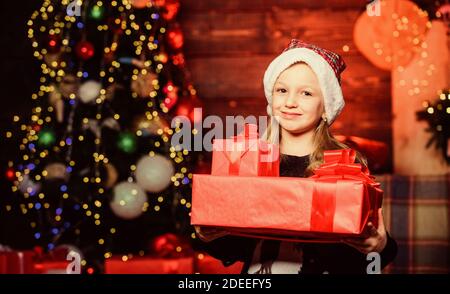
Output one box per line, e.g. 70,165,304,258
375,174,450,274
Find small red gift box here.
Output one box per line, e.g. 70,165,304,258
104,256,194,274
192,149,382,240
211,124,279,177
0,250,35,274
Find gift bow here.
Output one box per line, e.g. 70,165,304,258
312,149,378,185
310,149,382,232
223,124,276,175
224,124,259,166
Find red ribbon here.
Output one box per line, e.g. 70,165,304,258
225,124,266,176
312,149,378,185
309,149,381,232
227,124,258,175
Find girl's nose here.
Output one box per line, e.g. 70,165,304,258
285,94,298,108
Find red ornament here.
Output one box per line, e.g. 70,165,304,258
163,97,178,111
162,0,180,20
6,167,16,181
47,35,60,53
162,82,179,110
75,41,95,60
175,95,202,123
167,26,184,50
150,233,190,258
171,53,185,67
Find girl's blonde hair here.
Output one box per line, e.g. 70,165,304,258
263,114,368,177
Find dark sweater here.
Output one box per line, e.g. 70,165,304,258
200,154,398,274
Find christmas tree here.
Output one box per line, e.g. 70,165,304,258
4,0,201,272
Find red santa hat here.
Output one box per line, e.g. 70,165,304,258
263,39,346,125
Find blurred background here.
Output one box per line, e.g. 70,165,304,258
0,0,448,274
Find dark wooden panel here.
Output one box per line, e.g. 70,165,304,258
182,11,268,57
182,9,363,57
187,55,269,99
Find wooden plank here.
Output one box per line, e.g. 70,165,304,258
187,55,390,99
187,56,269,99
181,11,268,56
182,9,364,57
201,97,267,118
343,55,391,80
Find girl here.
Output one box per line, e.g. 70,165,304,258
195,40,397,274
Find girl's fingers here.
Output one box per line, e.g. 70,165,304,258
195,226,229,242
377,208,386,231
367,222,379,237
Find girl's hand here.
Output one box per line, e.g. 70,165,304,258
342,208,387,254
194,226,230,242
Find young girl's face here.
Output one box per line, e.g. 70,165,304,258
271,63,324,134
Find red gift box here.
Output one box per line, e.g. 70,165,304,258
104,256,194,274
192,149,382,240
0,251,35,274
211,124,279,177
34,261,71,274
194,253,243,274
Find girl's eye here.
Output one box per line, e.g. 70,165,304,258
276,88,287,93
302,91,312,96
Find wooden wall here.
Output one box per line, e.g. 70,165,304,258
179,0,392,166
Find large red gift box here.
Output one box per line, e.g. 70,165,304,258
211,124,279,177
192,149,382,240
104,256,194,274
0,251,35,274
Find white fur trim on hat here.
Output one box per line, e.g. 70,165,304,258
263,48,345,125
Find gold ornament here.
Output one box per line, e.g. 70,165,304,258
44,162,69,181
59,74,79,98
104,163,119,189
48,84,64,123
131,70,158,98
133,114,170,137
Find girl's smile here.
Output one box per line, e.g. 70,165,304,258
279,110,303,120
